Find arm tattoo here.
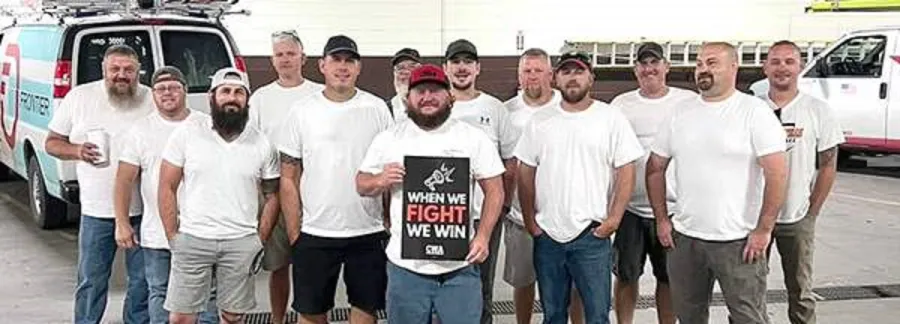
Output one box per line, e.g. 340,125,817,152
817,146,838,169
279,152,301,165
261,178,280,195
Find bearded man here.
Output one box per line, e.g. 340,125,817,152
158,67,281,324
646,42,788,324
46,44,155,324
514,51,643,324
356,63,505,324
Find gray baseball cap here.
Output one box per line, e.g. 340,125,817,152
152,66,186,85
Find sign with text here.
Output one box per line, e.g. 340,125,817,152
401,155,471,260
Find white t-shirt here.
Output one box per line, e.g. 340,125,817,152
48,81,154,218
764,93,845,224
749,79,770,99
389,94,409,123
119,110,210,249
450,92,516,220
502,90,561,225
651,91,786,241
161,118,280,240
611,87,695,218
514,101,644,243
276,90,394,238
248,79,324,139
358,119,506,275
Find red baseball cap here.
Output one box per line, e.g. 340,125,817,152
407,64,450,90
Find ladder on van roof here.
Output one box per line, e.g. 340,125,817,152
36,0,248,20
561,40,835,69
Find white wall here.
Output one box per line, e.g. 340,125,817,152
224,0,900,56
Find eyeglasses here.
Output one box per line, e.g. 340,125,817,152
393,62,421,72
153,84,184,93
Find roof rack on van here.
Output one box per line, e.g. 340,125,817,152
38,0,248,23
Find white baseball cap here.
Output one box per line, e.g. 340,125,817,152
209,67,249,91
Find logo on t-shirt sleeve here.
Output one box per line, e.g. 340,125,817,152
401,156,471,260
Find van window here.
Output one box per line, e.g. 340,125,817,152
806,35,887,78
77,31,155,86
160,30,232,93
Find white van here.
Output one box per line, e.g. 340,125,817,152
750,27,900,163
0,0,248,229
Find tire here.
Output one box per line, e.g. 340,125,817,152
27,156,68,229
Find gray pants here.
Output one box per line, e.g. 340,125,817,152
165,233,263,315
769,215,817,324
667,231,769,324
474,219,503,324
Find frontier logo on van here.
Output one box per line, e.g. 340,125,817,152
0,43,21,148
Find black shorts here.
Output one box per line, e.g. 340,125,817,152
290,231,389,315
612,210,669,283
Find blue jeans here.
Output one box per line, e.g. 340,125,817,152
74,215,148,324
386,262,481,324
534,227,613,324
144,248,219,324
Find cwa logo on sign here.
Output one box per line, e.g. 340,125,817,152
425,245,445,256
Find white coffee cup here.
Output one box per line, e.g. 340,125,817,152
85,128,109,165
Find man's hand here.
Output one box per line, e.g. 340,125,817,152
592,220,618,239
657,217,674,248
743,229,771,263
115,221,139,249
466,234,490,264
288,230,300,245
526,223,543,237
379,163,405,188
165,231,177,242
79,142,102,164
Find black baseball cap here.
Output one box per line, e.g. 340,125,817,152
323,35,360,59
555,51,592,71
391,48,421,66
636,42,665,61
445,39,478,60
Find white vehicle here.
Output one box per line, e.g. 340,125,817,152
0,0,248,229
752,27,900,162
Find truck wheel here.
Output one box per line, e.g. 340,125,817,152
27,156,67,229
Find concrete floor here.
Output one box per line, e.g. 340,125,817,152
1,156,899,323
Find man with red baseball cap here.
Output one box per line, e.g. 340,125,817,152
356,64,505,324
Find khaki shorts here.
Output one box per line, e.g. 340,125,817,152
262,219,291,271
502,219,536,288
165,232,263,314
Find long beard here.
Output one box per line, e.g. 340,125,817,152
407,104,452,129
106,82,138,106
210,97,249,136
